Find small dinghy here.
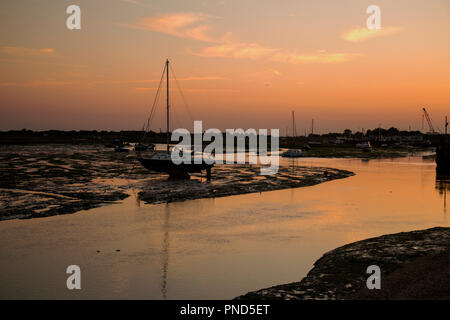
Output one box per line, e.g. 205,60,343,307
114,146,129,152
134,143,155,152
281,148,304,158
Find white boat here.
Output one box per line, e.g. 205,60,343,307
356,141,372,152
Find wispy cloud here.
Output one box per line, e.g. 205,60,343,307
270,51,360,64
133,86,238,93
133,87,157,91
192,44,359,64
174,88,239,93
342,26,403,42
120,0,152,7
123,12,218,42
0,80,72,87
269,69,281,76
190,42,278,60
0,47,56,56
39,48,55,53
124,13,360,65
176,76,230,81
93,77,228,86
0,76,229,90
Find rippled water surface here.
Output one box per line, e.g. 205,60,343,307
0,156,448,299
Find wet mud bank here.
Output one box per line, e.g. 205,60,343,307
0,144,353,220
0,145,146,220
237,227,450,300
138,164,353,204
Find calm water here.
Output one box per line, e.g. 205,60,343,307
0,156,448,299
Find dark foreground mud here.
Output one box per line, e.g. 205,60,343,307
0,144,353,220
237,227,450,300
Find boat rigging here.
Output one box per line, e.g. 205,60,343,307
135,59,213,179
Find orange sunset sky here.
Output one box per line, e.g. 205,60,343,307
0,0,449,133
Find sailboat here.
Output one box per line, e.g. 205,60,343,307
136,59,213,179
281,111,304,158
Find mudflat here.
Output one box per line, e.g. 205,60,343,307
0,144,353,220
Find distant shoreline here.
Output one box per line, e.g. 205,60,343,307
0,129,439,152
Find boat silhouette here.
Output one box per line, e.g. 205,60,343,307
136,59,213,179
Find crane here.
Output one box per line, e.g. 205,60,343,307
422,108,441,134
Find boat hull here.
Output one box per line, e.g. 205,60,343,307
138,157,213,178
281,149,304,158
281,154,304,158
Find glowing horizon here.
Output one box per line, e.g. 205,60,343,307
0,0,449,133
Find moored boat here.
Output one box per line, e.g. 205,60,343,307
114,146,129,152
281,149,304,158
134,143,155,151
136,59,213,179
356,141,372,152
281,111,304,158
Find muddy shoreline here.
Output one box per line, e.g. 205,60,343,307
237,227,450,300
137,164,353,204
0,144,353,220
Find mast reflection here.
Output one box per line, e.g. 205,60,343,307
435,174,449,219
161,203,170,299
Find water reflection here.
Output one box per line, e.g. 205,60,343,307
435,175,449,217
2,155,450,299
160,204,170,299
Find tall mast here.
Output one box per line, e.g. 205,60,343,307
292,111,295,137
166,59,170,153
